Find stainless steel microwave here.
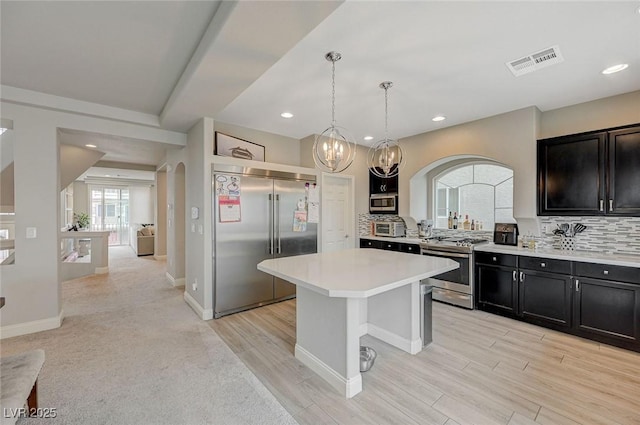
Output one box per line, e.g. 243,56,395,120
369,194,398,214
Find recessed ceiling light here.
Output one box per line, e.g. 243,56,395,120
602,64,629,74
280,112,293,118
364,136,373,141
432,115,446,122
85,144,97,148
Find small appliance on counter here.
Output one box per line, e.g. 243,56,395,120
418,219,433,238
373,221,406,237
400,216,419,235
493,223,519,246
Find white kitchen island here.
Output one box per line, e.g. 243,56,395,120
258,248,458,398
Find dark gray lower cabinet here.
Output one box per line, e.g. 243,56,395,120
359,238,420,255
574,277,639,348
477,265,518,314
519,269,572,330
476,255,639,352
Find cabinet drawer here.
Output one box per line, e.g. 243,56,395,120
519,256,571,274
575,262,640,285
360,239,381,249
399,243,420,254
475,252,517,267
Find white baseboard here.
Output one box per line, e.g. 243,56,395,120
367,323,422,354
165,272,185,288
295,343,362,398
95,266,108,274
183,291,213,320
1,309,64,339
154,255,167,261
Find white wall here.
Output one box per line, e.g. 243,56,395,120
129,186,153,224
72,181,89,216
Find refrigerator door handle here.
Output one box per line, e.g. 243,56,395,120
268,194,273,255
276,194,281,254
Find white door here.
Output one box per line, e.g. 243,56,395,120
321,174,355,252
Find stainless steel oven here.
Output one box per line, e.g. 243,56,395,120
420,238,487,309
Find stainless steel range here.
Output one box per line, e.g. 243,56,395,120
419,237,488,309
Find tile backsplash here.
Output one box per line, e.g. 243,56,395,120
537,216,640,255
359,214,640,255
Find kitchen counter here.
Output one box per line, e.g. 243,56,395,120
258,248,457,398
475,243,640,267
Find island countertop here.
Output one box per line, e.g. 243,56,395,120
258,248,458,298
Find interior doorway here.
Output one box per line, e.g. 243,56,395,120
90,186,130,246
321,173,355,252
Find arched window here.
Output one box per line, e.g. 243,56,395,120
434,163,514,229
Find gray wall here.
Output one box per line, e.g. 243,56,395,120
155,170,167,257
0,100,184,335
215,122,301,166
540,91,640,139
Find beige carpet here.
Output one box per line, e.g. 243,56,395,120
1,246,297,425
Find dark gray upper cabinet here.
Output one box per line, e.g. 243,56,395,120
369,167,398,194
537,124,640,216
608,126,640,215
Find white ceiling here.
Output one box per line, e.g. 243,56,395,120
2,1,639,152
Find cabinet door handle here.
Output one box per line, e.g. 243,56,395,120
609,199,614,211
540,262,546,268
575,279,580,292
599,199,604,212
513,270,517,281
519,271,525,283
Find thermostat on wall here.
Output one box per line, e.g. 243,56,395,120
191,207,199,219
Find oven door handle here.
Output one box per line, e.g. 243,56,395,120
421,249,470,259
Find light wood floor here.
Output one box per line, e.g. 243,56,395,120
209,300,640,425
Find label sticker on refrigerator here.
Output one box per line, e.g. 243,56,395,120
216,174,241,222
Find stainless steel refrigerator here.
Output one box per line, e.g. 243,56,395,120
213,164,317,318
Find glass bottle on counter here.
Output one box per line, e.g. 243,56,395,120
471,219,475,230
452,212,458,229
463,215,470,230
447,212,453,229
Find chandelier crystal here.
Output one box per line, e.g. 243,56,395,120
312,52,356,173
367,81,404,178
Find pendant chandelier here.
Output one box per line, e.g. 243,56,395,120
367,81,404,178
312,51,356,173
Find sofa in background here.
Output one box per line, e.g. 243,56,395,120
131,224,154,256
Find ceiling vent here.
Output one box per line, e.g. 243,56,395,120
506,45,564,76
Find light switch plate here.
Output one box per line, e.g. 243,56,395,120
26,227,37,238
191,207,199,219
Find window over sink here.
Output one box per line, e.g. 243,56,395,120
434,162,514,229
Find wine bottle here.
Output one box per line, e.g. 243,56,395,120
452,212,458,229
447,212,452,229
463,214,470,230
